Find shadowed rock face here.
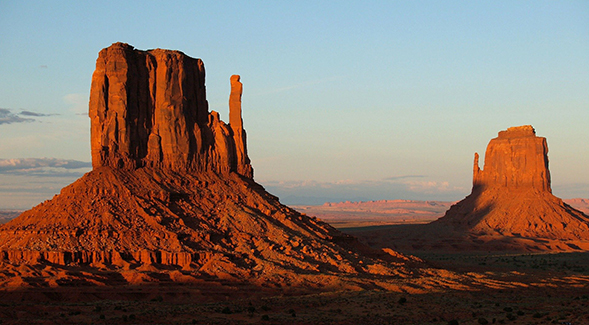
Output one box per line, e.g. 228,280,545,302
89,43,253,177
436,125,589,241
0,43,414,285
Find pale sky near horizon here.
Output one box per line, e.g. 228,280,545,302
0,1,588,209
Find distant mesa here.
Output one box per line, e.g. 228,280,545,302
0,43,417,287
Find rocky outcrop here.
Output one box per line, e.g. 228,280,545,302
229,75,253,178
0,43,414,285
435,125,589,241
472,125,550,192
89,42,252,177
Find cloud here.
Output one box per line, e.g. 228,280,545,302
0,158,92,177
383,175,425,181
259,176,467,205
19,110,58,117
0,108,34,125
0,108,58,124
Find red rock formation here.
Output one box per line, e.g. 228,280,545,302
436,125,589,241
473,125,550,192
0,43,415,286
89,43,252,177
229,75,253,178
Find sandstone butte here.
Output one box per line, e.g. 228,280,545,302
0,43,424,288
433,125,589,248
350,126,589,253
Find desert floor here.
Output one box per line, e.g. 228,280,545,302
1,201,589,324
0,251,587,324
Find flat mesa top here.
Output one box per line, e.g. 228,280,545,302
497,125,536,139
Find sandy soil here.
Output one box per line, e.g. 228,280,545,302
0,255,588,324
1,199,589,324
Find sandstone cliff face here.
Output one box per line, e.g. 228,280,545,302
0,43,414,286
89,43,252,177
436,125,589,241
473,125,550,192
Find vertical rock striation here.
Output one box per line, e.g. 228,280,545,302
435,125,589,241
89,42,252,177
472,125,550,193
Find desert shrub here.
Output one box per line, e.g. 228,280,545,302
448,320,459,325
503,307,513,312
516,310,524,316
398,297,407,305
261,314,270,321
506,313,516,320
478,318,489,325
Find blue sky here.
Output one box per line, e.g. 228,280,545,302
0,1,588,208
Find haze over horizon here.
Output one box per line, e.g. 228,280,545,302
1,1,588,209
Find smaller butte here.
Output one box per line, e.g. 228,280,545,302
435,125,589,246
362,125,589,253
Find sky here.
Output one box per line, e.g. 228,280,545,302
0,1,588,209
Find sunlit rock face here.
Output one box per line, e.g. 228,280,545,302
89,42,253,177
473,125,550,193
0,43,414,285
436,125,589,240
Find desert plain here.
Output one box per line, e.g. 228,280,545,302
0,200,589,324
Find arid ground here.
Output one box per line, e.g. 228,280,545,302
0,200,588,324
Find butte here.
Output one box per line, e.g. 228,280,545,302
0,43,420,288
361,126,589,253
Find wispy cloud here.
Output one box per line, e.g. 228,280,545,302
383,175,425,181
0,108,35,125
0,158,91,177
19,110,58,117
259,176,467,205
0,108,59,124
